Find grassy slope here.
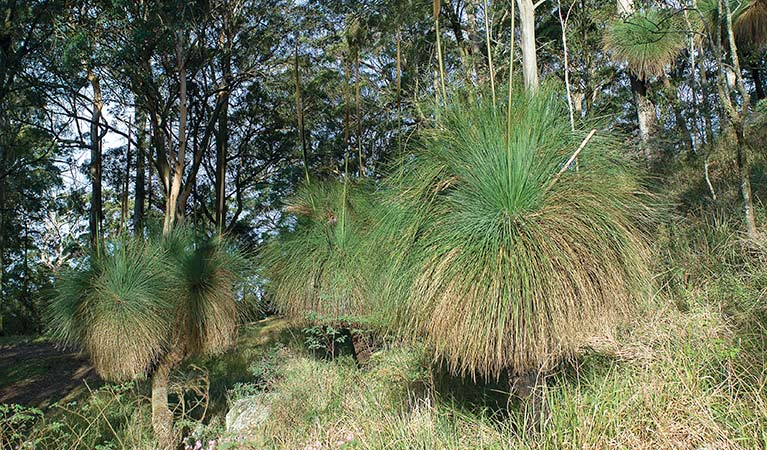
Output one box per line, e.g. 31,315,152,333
5,151,767,450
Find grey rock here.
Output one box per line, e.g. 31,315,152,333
225,394,272,433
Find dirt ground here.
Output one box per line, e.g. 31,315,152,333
0,342,99,408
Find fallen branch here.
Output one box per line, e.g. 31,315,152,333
544,128,597,193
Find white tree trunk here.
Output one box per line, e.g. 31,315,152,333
516,0,539,92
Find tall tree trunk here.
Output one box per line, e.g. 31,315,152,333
396,28,403,154
356,52,364,176
215,37,231,232
344,52,352,162
120,120,132,233
617,0,633,15
516,0,539,92
163,33,188,235
752,67,764,101
735,124,758,237
0,113,6,331
662,77,694,157
718,0,759,239
295,39,310,185
134,111,146,234
88,70,103,247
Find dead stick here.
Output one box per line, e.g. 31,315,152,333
544,128,597,193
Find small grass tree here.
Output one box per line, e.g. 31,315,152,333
375,88,653,417
260,180,379,362
49,231,247,449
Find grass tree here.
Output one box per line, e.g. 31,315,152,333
260,180,379,362
49,232,247,449
375,88,652,418
604,8,686,161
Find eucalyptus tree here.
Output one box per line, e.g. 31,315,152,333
0,0,66,332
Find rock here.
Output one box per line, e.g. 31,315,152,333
225,394,272,434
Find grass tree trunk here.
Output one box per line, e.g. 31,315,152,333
509,370,546,432
630,75,658,162
88,70,103,247
617,0,659,164
151,347,184,449
350,331,371,366
516,0,539,92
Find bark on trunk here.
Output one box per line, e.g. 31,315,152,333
120,121,132,233
752,67,764,101
662,77,694,156
134,111,146,234
295,40,310,185
516,0,539,92
718,0,759,240
0,114,6,329
355,53,364,176
163,33,188,235
630,75,658,162
735,125,759,238
215,39,231,231
88,71,103,247
150,349,183,450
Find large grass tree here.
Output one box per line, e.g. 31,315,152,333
604,7,686,162
373,88,652,415
49,231,247,448
260,180,380,361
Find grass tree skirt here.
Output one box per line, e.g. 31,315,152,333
260,180,380,362
373,88,654,412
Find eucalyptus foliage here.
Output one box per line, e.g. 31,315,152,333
374,89,653,379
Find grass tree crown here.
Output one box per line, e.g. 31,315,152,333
377,88,653,379
604,9,687,81
260,180,378,326
48,230,249,382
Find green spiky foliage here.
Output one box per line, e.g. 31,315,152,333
260,180,377,326
49,239,176,381
604,9,687,80
164,229,250,357
49,231,248,382
374,89,653,379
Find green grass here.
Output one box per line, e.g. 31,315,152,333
9,192,767,449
